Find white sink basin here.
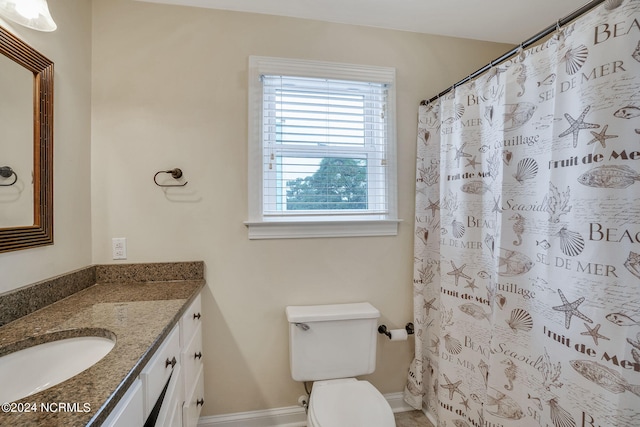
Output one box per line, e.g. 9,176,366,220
0,335,115,403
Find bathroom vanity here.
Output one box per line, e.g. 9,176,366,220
0,261,205,426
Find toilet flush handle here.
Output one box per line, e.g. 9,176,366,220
294,322,310,331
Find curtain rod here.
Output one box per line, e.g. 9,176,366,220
425,0,605,104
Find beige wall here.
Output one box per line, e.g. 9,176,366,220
91,0,511,416
90,0,511,416
0,1,92,293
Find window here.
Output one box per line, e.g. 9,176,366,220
246,56,399,239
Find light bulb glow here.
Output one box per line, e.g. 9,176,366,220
15,2,40,20
0,0,57,31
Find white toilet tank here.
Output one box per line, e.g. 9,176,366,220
285,302,380,382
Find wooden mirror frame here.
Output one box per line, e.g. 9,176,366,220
0,26,53,253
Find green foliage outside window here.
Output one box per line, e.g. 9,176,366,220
286,158,367,210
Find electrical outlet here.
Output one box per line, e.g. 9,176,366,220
112,237,127,260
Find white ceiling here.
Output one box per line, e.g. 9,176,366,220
138,0,592,44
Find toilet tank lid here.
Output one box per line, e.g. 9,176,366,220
286,302,380,323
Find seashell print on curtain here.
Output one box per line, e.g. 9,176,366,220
407,2,640,426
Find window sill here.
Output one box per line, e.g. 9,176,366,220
244,219,401,239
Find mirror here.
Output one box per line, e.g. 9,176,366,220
0,25,53,253
0,52,34,226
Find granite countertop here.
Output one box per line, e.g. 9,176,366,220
0,262,205,426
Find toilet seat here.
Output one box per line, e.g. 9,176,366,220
307,379,396,427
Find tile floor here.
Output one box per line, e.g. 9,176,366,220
395,410,434,427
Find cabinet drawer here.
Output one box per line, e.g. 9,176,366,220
102,379,143,427
141,324,181,419
181,323,203,394
183,366,205,427
180,294,202,347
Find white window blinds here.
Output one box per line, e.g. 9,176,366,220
261,75,389,217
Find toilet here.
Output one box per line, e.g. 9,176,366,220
285,302,396,427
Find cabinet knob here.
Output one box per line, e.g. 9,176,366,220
165,356,177,369
196,398,204,407
193,312,201,320
194,351,202,360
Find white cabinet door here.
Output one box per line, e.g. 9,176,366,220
141,325,181,419
102,379,143,427
156,364,184,427
180,294,202,347
183,366,205,427
181,323,203,395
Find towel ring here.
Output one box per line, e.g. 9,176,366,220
154,168,188,187
0,166,17,186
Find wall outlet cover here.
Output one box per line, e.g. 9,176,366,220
112,237,127,260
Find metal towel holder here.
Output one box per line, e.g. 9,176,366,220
153,168,188,187
0,166,17,186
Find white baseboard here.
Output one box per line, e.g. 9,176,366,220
386,392,418,413
198,392,414,427
423,408,437,426
198,405,306,427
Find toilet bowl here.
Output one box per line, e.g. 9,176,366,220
307,379,395,427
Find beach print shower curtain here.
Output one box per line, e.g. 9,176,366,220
406,2,640,426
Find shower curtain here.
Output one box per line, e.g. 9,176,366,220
406,2,640,426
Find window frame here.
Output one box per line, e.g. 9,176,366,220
246,56,399,239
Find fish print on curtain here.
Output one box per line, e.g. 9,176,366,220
406,2,640,427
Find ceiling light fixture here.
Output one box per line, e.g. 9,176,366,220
0,0,56,32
